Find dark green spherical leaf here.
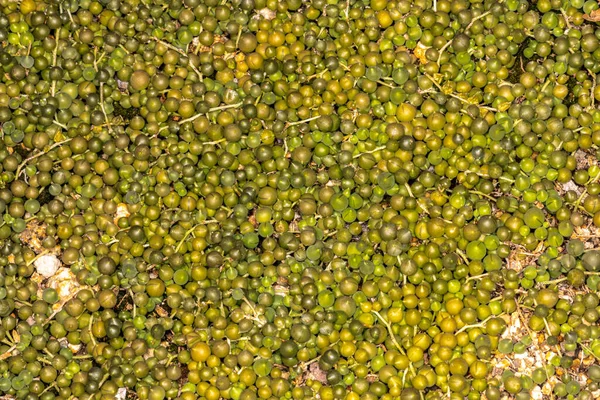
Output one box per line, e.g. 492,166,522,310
19,56,34,69
318,290,335,308
377,172,395,191
11,377,26,390
121,259,138,279
524,207,545,229
253,359,272,377
466,240,486,261
232,288,245,301
11,130,24,143
243,233,260,249
306,245,322,261
0,378,10,392
583,251,600,272
359,260,375,276
2,121,14,134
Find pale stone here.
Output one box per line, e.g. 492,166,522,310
34,254,61,278
116,388,127,400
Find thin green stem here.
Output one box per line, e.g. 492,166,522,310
175,224,201,253
99,82,113,133
353,146,387,159
465,273,489,283
129,289,137,318
176,102,244,126
423,72,498,112
466,10,493,32
372,310,417,377
0,345,16,361
377,80,396,88
26,249,50,267
470,191,497,202
286,115,322,128
52,120,68,130
455,249,469,265
16,138,73,179
51,28,61,96
456,315,496,334
537,277,567,286
580,342,600,362
371,310,405,356
436,39,452,65
73,354,93,359
152,38,203,81
40,382,57,394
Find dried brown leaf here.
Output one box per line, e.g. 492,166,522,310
583,9,600,21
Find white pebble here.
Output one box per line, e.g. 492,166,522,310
116,388,127,400
34,254,61,278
